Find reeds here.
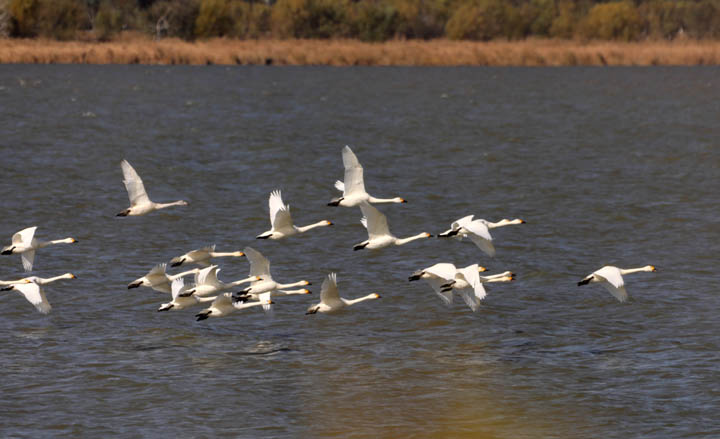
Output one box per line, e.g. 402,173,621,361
2,37,720,66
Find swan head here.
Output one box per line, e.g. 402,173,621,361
301,280,311,286
373,293,381,299
477,266,488,272
302,289,311,294
170,257,185,267
423,232,432,238
647,265,657,272
1,245,15,255
64,273,77,279
324,220,333,226
177,200,189,206
396,198,407,204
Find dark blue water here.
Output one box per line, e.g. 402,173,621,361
1,65,719,438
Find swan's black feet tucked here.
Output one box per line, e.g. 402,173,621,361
577,278,591,286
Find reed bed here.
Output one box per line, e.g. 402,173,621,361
2,37,720,66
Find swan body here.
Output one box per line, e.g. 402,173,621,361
578,265,656,302
117,159,188,216
2,226,78,272
238,247,310,296
353,202,431,250
185,265,258,297
328,146,406,207
438,215,525,257
0,273,76,314
170,245,244,267
127,263,199,294
157,278,216,312
306,273,380,314
257,190,332,240
409,264,513,311
235,288,312,312
194,293,270,321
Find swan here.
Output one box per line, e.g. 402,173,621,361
234,287,312,312
2,226,78,272
438,215,525,257
0,273,76,314
257,190,333,239
328,146,406,207
578,265,656,302
157,278,216,312
353,202,431,250
127,263,199,294
237,247,311,296
409,264,513,311
306,273,381,314
195,293,271,321
170,245,245,267
117,159,188,216
183,265,259,297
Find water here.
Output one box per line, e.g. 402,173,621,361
1,65,719,438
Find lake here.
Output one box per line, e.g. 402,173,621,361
0,65,718,438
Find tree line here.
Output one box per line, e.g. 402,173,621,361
2,0,720,42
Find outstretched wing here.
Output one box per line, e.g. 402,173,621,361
120,159,150,206
424,263,457,280
13,226,37,245
258,292,274,312
461,220,495,256
451,215,474,231
243,247,271,277
197,265,221,288
186,245,216,260
170,277,184,300
420,264,456,306
147,263,167,277
359,202,390,239
334,180,345,192
342,146,365,196
458,264,486,301
593,266,628,302
12,282,51,314
320,273,343,307
269,190,293,231
21,250,36,272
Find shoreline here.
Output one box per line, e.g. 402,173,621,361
2,38,720,66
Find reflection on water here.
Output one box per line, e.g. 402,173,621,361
0,65,719,438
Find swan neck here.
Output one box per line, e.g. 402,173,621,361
344,294,379,306
487,219,521,229
295,221,331,233
619,266,653,275
367,196,403,204
395,233,430,245
156,200,186,209
210,251,244,257
39,238,74,247
228,276,257,287
276,280,307,289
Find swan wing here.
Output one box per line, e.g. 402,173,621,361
451,215,474,231
12,282,51,314
258,292,274,311
424,277,453,306
594,266,625,289
197,265,220,287
601,283,629,302
212,293,233,308
243,247,271,277
13,226,37,245
459,289,481,312
147,263,167,277
463,220,493,242
359,202,390,239
187,245,215,259
467,234,496,257
424,263,457,281
342,146,365,196
120,159,151,206
334,180,345,192
21,250,35,272
319,272,343,307
170,278,184,300
269,190,293,230
458,264,486,301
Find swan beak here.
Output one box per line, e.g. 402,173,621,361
238,252,245,257
519,219,526,224
304,281,312,286
478,266,488,272
425,233,432,238
71,238,78,243
24,279,32,283
651,266,657,272
374,293,381,299
326,221,333,226
400,199,407,203
69,274,77,279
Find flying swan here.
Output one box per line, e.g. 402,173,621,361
438,215,525,257
237,247,311,297
578,265,656,302
328,146,406,207
157,278,216,312
127,263,199,294
170,245,245,267
117,159,188,216
257,190,333,240
195,293,271,321
183,265,258,297
1,226,78,272
306,273,380,314
353,202,431,250
1,273,76,314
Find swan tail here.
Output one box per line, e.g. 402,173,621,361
157,304,174,312
353,242,368,251
327,197,343,206
578,278,591,286
195,311,211,321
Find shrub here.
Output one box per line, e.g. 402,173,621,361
195,0,233,37
446,0,522,41
348,0,399,41
391,0,446,39
8,0,39,37
578,1,643,41
148,0,200,40
271,0,350,39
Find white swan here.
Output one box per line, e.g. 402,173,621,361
353,202,431,250
195,293,271,321
0,273,76,314
237,247,310,296
438,215,525,257
257,190,333,240
578,265,656,302
127,263,199,294
170,245,244,267
117,159,188,216
306,273,380,314
2,226,77,272
184,265,258,297
328,146,406,207
234,287,312,312
409,264,513,311
157,278,216,312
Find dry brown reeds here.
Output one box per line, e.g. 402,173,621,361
2,37,720,66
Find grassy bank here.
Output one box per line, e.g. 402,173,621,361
2,38,720,66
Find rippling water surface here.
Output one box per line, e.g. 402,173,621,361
1,65,719,438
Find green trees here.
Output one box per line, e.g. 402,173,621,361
4,0,720,42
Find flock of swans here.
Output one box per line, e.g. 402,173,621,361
1,146,656,318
